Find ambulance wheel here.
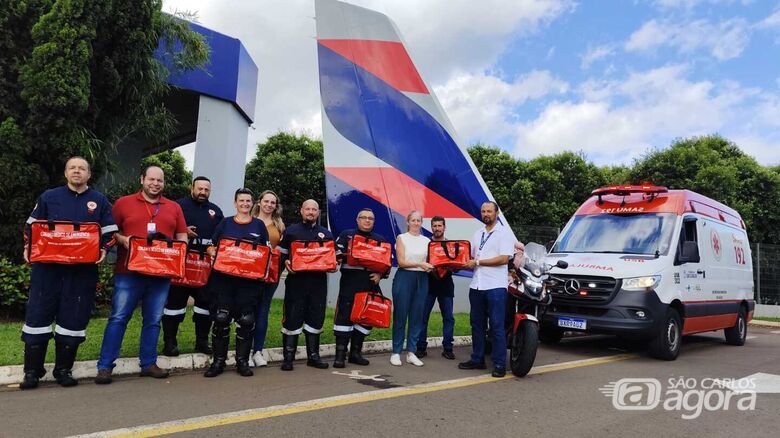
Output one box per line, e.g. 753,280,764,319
539,327,564,344
648,308,681,361
724,307,747,346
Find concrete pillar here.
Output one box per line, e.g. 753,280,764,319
192,95,250,211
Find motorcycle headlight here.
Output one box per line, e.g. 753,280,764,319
622,275,661,291
524,279,543,295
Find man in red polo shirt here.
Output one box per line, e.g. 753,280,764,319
95,165,188,384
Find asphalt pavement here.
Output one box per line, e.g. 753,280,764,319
1,326,778,438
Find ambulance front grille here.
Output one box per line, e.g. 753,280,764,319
549,275,619,303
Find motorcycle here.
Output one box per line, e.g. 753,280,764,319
506,242,568,377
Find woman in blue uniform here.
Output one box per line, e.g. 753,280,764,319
203,188,269,377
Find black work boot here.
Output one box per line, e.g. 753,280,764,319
161,315,180,357
20,343,48,390
235,336,254,377
348,331,370,366
193,314,212,355
305,332,329,369
333,335,349,368
204,326,229,378
281,334,298,371
52,341,78,387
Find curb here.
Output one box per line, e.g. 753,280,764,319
749,319,780,328
1,336,473,386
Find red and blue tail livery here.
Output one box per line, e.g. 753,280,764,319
316,0,509,244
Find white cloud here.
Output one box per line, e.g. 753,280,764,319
626,18,751,60
513,65,774,164
434,70,568,143
580,44,616,69
653,0,749,9
162,0,575,167
761,9,780,28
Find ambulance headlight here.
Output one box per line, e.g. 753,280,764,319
622,275,661,291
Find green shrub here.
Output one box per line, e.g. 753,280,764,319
0,257,31,319
0,258,115,319
95,263,115,310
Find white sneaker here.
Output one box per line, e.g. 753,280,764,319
390,353,402,366
252,351,267,368
406,352,424,366
248,354,255,368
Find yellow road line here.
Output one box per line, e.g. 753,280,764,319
71,353,637,438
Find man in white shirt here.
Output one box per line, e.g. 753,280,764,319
458,201,515,377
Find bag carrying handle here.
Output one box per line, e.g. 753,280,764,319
146,233,174,248
46,220,81,231
232,236,262,250
189,238,209,260
441,241,460,260
369,283,385,297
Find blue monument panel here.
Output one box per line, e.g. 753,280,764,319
156,21,258,123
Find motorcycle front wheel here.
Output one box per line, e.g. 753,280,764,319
510,320,539,377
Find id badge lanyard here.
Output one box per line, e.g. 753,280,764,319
477,230,494,258
145,202,161,235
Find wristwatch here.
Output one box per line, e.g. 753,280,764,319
476,259,480,267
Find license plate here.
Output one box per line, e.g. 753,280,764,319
558,317,587,330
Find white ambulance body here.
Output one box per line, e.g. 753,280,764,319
543,185,754,360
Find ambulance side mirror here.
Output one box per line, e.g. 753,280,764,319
678,241,700,264
556,260,568,269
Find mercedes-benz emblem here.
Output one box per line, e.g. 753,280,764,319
564,279,581,295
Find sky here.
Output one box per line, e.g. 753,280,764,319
162,0,780,168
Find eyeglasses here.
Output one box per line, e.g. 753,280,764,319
358,216,375,221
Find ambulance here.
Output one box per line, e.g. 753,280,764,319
542,185,755,360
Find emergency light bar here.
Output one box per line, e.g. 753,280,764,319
592,184,668,205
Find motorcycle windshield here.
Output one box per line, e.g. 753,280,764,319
524,242,547,265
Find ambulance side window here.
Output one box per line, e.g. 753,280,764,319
675,217,699,265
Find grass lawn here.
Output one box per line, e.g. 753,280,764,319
0,299,472,366
754,316,780,323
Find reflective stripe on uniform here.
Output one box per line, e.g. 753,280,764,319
278,247,289,254
193,306,210,316
303,323,323,334
341,264,366,271
26,216,37,225
101,224,118,234
163,308,187,316
333,324,353,333
354,325,371,335
54,325,86,337
22,324,52,335
281,326,303,335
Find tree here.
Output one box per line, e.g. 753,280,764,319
467,144,523,225
629,135,780,243
244,132,326,225
468,146,607,236
517,151,607,227
0,0,208,259
104,149,192,202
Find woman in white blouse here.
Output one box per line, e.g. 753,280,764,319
390,211,434,366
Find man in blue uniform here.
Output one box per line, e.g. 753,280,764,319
277,199,333,371
332,208,389,368
161,176,224,356
21,157,117,389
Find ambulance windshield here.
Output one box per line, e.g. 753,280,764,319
553,213,676,256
